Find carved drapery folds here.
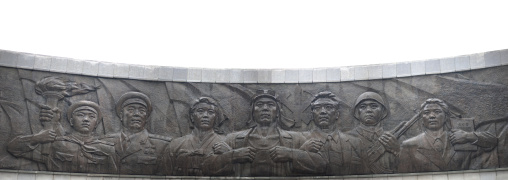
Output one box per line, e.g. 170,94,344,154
0,66,507,176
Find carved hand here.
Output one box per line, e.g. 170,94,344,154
379,132,400,155
270,146,293,162
450,129,477,144
232,147,256,163
32,129,57,143
39,104,61,122
301,139,324,153
213,142,232,154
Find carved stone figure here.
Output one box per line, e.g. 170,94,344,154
398,98,498,173
101,92,172,175
203,90,317,176
170,97,227,176
348,92,399,174
7,101,117,173
298,91,362,175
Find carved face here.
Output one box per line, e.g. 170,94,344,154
192,103,217,131
357,100,384,126
253,97,278,127
311,98,339,129
422,104,446,131
71,108,98,134
121,103,148,131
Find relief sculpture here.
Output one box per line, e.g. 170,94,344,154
0,65,508,177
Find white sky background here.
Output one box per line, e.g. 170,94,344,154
0,0,507,69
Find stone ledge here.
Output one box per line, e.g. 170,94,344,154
0,48,507,83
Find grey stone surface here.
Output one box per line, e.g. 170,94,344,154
447,173,464,180
70,175,88,180
201,68,216,83
285,69,299,83
382,63,397,78
33,55,52,71
81,60,99,76
0,50,18,67
326,68,341,82
313,68,327,83
50,57,68,73
432,174,448,180
66,59,83,74
271,69,285,83
484,50,501,67
17,173,36,180
354,66,369,81
498,170,508,180
98,62,115,77
128,65,145,80
173,68,188,82
299,69,313,83
113,63,130,78
36,173,54,180
53,173,72,180
340,66,355,81
463,172,481,180
17,54,35,69
396,62,411,77
242,69,258,83
215,69,231,83
479,171,495,180
470,52,485,69
440,57,455,73
416,175,433,180
387,176,403,180
368,65,383,80
157,66,174,81
187,68,202,82
455,55,470,71
411,61,426,76
229,69,243,83
0,171,18,180
501,49,508,65
143,66,159,81
425,59,441,74
257,69,271,83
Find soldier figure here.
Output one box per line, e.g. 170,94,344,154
8,101,117,173
298,91,362,175
103,92,171,175
348,92,399,174
170,97,227,176
398,98,498,172
204,89,317,176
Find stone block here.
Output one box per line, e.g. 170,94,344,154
432,174,448,180
201,68,216,83
463,172,481,180
497,170,508,180
86,176,103,180
382,63,397,78
36,173,54,180
479,171,495,180
17,173,36,180
50,57,68,73
70,175,88,180
285,69,299,83
173,68,188,82
500,49,508,65
0,171,18,180
447,173,464,180
229,69,243,83
312,68,327,83
158,66,174,81
470,52,485,69
299,69,313,83
65,59,83,74
484,50,501,67
271,69,285,83
326,68,341,82
416,175,433,180
242,69,257,83
354,66,369,81
257,69,271,83
368,65,383,80
81,60,99,76
440,57,455,73
54,174,72,180
102,177,119,180
187,68,202,82
17,54,36,69
128,65,145,80
340,66,355,81
410,61,426,76
98,62,115,77
396,62,411,77
143,66,159,81
425,59,441,74
113,63,130,78
387,176,403,180
34,55,52,71
401,175,418,180
215,69,231,83
0,50,18,67
455,55,470,71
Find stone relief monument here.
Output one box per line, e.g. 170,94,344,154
0,59,507,177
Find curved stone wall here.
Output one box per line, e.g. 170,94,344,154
0,49,507,179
